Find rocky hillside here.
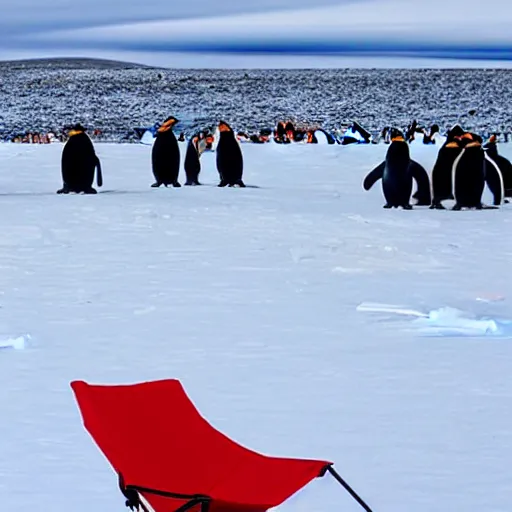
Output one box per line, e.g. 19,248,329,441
0,58,511,141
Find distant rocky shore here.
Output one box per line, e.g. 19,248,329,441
0,58,511,142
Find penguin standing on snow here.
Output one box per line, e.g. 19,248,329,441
151,116,181,188
422,124,442,145
451,139,488,210
483,135,512,202
184,134,202,186
450,136,504,210
57,123,102,194
216,121,245,187
428,125,475,209
363,129,431,209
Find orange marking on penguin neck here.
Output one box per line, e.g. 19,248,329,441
158,118,177,133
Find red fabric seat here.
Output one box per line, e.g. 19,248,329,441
71,379,332,512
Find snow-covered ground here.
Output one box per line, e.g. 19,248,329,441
0,141,511,512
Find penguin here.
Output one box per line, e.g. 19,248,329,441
423,124,443,145
151,116,181,188
482,150,505,207
284,121,296,142
429,142,461,209
363,129,431,209
450,136,503,210
57,123,102,194
451,140,487,210
293,130,307,143
342,121,372,145
378,127,391,144
483,135,512,202
307,130,318,144
276,121,287,141
184,134,201,186
428,126,480,209
313,128,336,145
405,119,419,143
216,121,245,187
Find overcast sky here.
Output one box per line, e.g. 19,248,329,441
2,0,512,67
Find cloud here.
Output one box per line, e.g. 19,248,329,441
0,0,352,37
3,0,512,65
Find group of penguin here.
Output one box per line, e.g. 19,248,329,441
55,118,512,209
57,117,245,194
363,125,512,210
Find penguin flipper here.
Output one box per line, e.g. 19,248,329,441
409,160,432,205
95,156,103,188
484,154,504,206
363,162,385,190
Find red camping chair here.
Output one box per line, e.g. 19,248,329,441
70,379,373,512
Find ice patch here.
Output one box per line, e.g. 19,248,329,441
356,301,428,317
412,307,501,337
133,306,157,316
0,334,31,350
475,293,506,303
357,302,512,338
332,267,369,274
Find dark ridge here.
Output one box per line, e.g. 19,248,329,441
0,57,154,70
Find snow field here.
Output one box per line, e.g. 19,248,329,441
0,141,511,512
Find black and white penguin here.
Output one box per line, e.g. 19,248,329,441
313,128,336,145
151,116,181,188
405,119,419,143
363,129,431,209
342,121,372,145
483,135,512,202
216,121,245,187
429,143,461,208
422,124,444,145
451,140,487,210
184,134,202,186
450,137,503,210
428,126,481,209
57,124,102,194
